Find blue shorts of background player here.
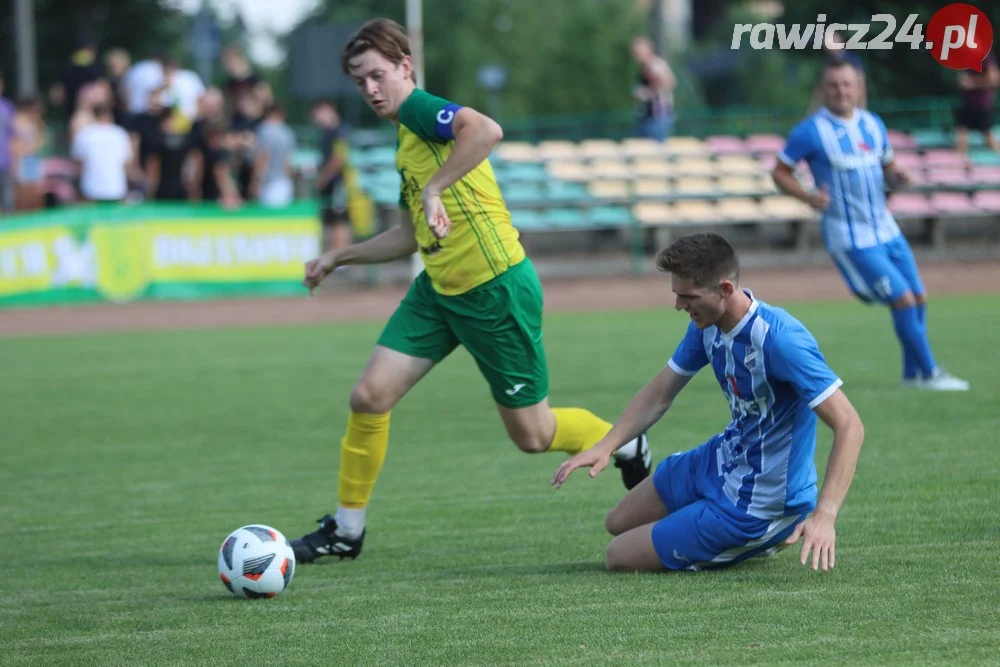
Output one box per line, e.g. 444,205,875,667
830,234,924,305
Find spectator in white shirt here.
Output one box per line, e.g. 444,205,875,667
71,104,132,203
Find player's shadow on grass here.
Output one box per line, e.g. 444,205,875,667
436,561,608,579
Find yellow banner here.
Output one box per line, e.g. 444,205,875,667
0,227,91,297
0,216,322,303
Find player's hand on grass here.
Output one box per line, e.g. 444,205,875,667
807,186,831,211
784,510,836,572
302,252,338,296
422,190,452,239
551,446,611,489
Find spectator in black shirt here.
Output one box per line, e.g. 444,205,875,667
311,99,352,250
146,109,195,201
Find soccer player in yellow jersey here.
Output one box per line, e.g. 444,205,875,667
291,18,651,563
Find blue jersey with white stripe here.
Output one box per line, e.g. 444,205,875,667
778,107,900,251
668,293,842,520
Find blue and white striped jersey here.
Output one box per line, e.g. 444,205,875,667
779,107,900,251
668,293,842,520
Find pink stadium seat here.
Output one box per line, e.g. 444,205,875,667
971,190,1000,212
929,191,979,214
922,149,968,168
744,134,786,154
887,193,936,217
925,168,971,187
892,152,923,170
886,130,917,150
705,135,748,154
970,166,1000,186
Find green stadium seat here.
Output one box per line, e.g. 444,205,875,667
543,207,587,227
498,162,548,183
588,206,631,227
547,180,590,201
911,129,953,149
502,183,546,203
510,209,547,230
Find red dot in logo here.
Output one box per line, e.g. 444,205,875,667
926,3,994,71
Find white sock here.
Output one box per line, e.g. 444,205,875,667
615,436,639,460
335,506,366,539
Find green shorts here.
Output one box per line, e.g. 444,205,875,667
377,258,548,408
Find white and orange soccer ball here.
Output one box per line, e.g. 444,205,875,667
217,525,296,599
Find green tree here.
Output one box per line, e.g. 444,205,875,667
0,0,188,98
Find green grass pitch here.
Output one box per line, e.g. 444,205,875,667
3,294,999,666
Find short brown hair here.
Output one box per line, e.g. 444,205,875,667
341,18,414,80
655,232,740,289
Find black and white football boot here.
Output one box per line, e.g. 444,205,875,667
290,514,364,564
613,432,652,490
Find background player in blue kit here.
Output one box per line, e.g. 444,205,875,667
552,233,865,573
772,60,969,392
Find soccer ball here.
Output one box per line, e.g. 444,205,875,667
217,524,296,599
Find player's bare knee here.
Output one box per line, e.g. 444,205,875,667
891,291,917,309
349,380,393,414
509,430,549,454
605,508,626,536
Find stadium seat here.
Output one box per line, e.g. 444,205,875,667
911,129,952,149
621,138,664,157
922,149,968,168
971,190,1000,212
537,140,580,161
547,180,590,201
892,151,924,170
887,193,936,218
929,191,980,214
664,137,709,157
673,157,716,177
760,196,814,220
714,155,760,175
495,141,537,163
970,166,1000,186
499,162,548,183
544,207,587,227
588,180,630,199
758,173,780,194
925,168,971,187
886,130,918,150
970,150,1000,166
578,139,621,158
510,209,547,230
633,179,671,198
705,135,748,155
502,183,546,203
588,206,632,227
633,157,672,178
744,134,786,154
717,198,763,221
633,201,673,225
590,159,632,180
673,177,718,197
547,162,590,181
718,175,762,196
671,200,718,223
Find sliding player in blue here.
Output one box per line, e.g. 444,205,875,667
553,233,865,573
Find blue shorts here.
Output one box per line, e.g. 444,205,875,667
830,235,925,305
651,438,806,571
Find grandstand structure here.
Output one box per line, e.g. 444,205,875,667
350,126,1000,277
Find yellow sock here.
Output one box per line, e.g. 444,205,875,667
547,407,612,456
338,411,390,509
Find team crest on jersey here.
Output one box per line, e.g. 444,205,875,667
399,168,422,209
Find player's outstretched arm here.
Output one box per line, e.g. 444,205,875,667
302,212,418,295
551,366,692,488
784,388,864,571
421,108,504,239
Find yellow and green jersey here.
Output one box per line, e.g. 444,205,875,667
396,88,525,295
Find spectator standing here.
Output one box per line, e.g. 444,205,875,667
13,97,48,211
311,99,352,250
954,51,999,155
630,36,676,142
0,72,16,214
71,104,132,203
252,104,295,208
